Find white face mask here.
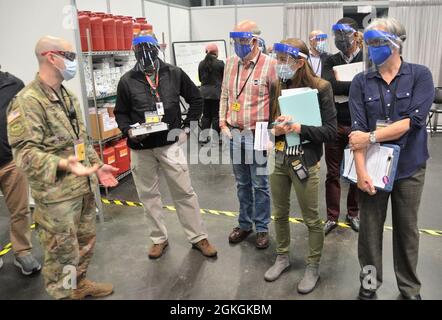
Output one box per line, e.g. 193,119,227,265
55,57,77,81
276,64,296,82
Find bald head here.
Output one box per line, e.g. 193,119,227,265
234,20,261,36
309,30,325,39
35,36,72,65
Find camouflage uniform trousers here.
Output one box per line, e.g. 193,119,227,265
34,192,96,300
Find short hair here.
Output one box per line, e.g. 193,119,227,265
365,17,406,54
336,17,359,31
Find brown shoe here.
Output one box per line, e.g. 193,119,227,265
148,241,169,259
256,232,269,249
228,227,253,244
192,239,218,257
70,279,113,300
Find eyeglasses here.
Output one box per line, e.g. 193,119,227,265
365,38,391,47
41,51,77,61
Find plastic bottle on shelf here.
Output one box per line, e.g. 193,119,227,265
114,15,125,51
78,11,91,52
89,13,105,51
103,14,118,51
122,16,134,50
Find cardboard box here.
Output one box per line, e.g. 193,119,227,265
89,109,121,140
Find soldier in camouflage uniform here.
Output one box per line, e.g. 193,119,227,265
7,36,118,300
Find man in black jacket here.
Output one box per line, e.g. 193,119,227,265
0,69,41,274
322,18,362,235
114,35,217,259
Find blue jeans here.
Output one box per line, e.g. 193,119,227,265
229,134,271,232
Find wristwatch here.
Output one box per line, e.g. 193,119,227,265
369,131,377,144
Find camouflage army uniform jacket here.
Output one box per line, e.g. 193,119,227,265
7,75,103,204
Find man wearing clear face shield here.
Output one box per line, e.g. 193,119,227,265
322,18,362,236
308,30,331,78
219,20,277,249
115,35,218,259
349,17,434,300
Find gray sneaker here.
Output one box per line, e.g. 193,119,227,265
0,257,3,269
264,254,290,282
297,265,320,294
14,254,41,275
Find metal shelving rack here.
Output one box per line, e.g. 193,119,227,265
84,30,132,201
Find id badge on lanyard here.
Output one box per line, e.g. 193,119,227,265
74,139,86,161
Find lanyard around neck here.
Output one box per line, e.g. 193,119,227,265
235,52,261,101
145,69,160,102
377,76,400,121
50,86,79,139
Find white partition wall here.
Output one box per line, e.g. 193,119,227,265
190,6,236,52
170,6,191,44
144,1,172,63
237,5,285,50
0,0,85,116
110,0,143,18
76,0,108,12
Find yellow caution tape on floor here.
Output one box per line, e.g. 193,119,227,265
100,198,442,238
0,224,36,257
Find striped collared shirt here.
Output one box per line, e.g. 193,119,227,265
219,52,277,130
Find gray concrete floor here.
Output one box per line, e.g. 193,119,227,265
1,134,441,300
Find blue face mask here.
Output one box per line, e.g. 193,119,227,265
368,45,392,66
276,64,296,82
234,42,252,60
56,57,77,81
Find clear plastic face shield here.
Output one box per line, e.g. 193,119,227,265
257,37,267,54
310,33,328,54
332,24,357,54
230,32,257,60
273,43,308,82
132,35,161,73
363,29,400,73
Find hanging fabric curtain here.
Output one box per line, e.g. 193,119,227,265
389,0,442,85
286,2,343,54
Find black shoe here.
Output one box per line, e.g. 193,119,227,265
324,220,338,235
358,286,377,300
402,294,422,300
346,215,360,232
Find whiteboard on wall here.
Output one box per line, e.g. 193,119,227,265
237,5,285,51
172,40,227,87
190,7,236,51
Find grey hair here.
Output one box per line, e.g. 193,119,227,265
365,17,406,54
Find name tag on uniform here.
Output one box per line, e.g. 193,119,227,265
376,120,393,130
231,102,241,112
74,139,86,161
156,102,165,116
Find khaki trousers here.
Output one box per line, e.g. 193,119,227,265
0,161,32,257
131,143,207,245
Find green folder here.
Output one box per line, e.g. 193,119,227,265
277,88,322,146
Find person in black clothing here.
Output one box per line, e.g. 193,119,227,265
114,35,217,259
198,43,225,144
0,69,41,274
322,17,362,235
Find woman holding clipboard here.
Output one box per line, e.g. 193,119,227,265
264,38,337,294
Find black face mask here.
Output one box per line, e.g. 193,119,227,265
134,44,159,72
335,39,352,54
